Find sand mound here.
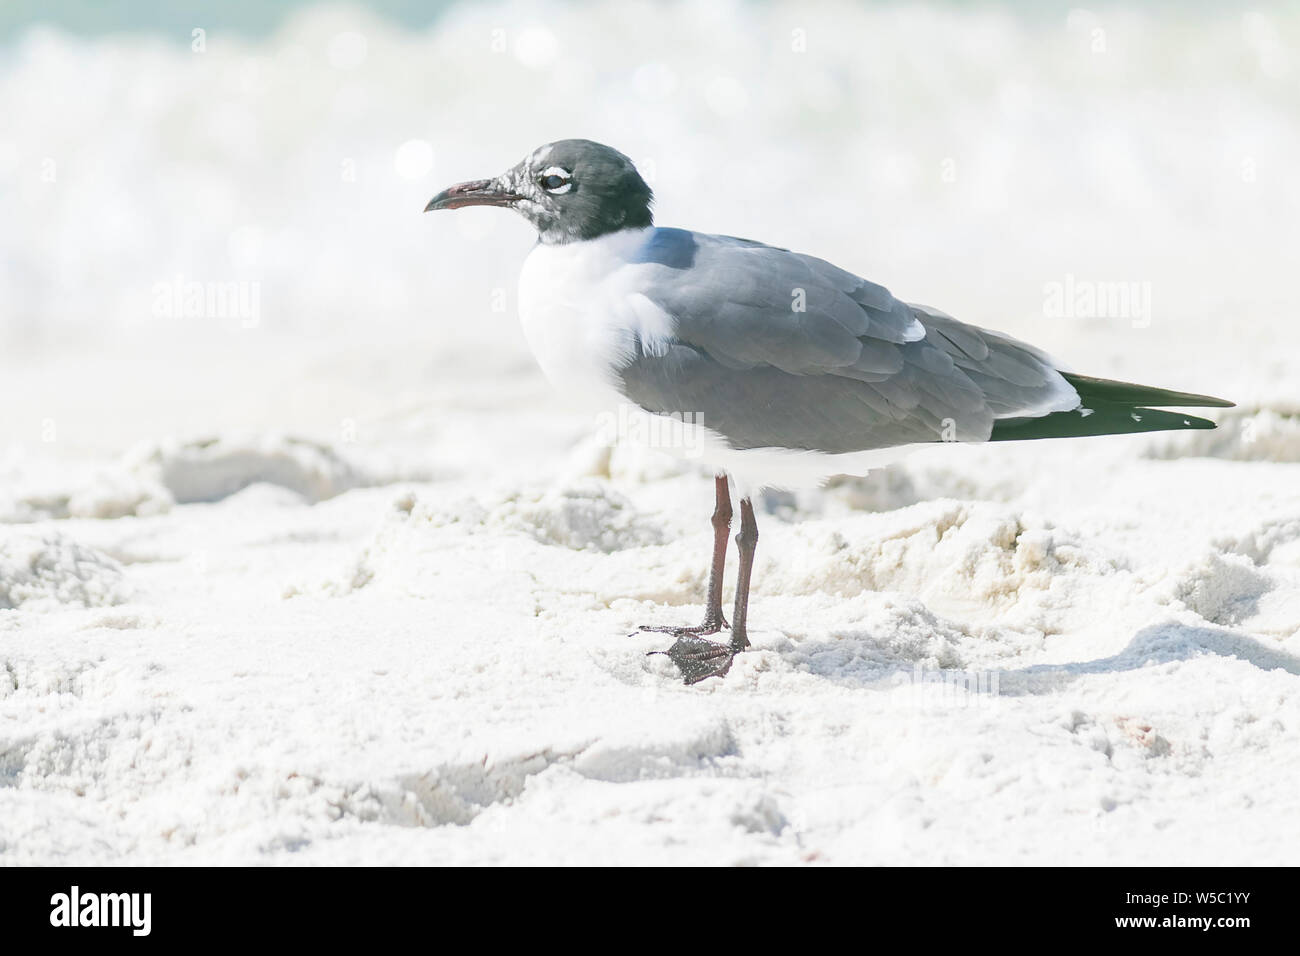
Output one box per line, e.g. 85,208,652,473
0,532,127,610
129,435,368,505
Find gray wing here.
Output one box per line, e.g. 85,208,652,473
616,230,1077,453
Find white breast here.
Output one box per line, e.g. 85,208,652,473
517,227,674,403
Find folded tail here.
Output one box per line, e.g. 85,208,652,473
989,372,1234,442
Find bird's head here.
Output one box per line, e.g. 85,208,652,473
424,139,653,244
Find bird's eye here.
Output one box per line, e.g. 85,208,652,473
538,167,572,193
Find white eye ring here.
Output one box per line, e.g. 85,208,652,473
539,166,573,193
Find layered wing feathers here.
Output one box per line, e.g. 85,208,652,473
616,230,1081,452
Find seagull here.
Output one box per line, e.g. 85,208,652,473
425,139,1233,685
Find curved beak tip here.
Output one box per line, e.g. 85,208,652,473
424,178,516,214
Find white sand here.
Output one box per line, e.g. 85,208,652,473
2,2,1299,865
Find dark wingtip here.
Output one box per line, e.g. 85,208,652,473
989,404,1223,441
1061,372,1235,409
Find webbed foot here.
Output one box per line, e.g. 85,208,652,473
648,632,749,685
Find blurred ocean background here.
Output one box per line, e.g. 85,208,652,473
1,0,1297,457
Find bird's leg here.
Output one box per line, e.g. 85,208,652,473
700,476,734,631
637,474,731,637
729,496,758,652
650,495,759,685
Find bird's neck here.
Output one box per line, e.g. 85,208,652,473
537,207,654,246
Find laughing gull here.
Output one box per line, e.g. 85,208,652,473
425,139,1233,685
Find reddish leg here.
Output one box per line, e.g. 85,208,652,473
638,474,731,636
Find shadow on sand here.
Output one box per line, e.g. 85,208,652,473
786,621,1300,694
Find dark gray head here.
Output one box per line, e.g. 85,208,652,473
424,139,653,244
